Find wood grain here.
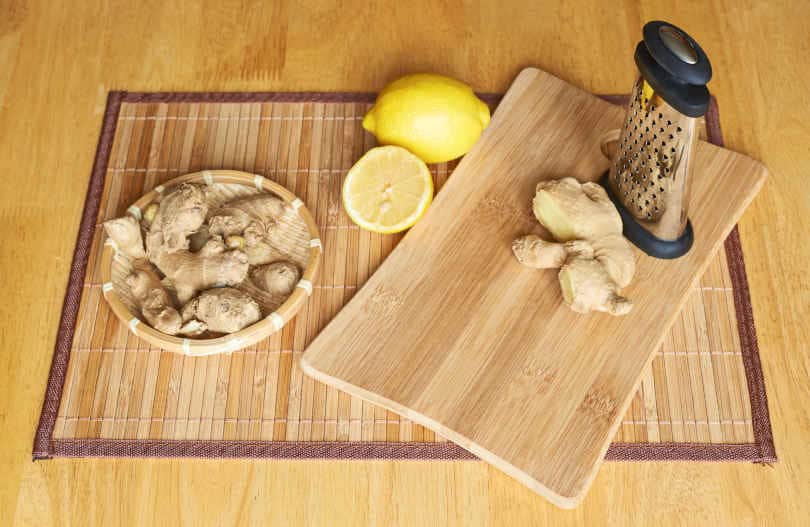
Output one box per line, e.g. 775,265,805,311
300,67,768,507
2,1,809,525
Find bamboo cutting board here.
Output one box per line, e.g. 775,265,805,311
300,67,769,508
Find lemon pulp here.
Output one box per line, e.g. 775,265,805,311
342,146,433,234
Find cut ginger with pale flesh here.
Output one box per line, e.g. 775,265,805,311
512,177,635,316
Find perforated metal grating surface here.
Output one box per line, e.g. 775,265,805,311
613,78,691,222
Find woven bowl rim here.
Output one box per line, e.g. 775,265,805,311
100,170,321,356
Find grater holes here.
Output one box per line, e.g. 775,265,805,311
613,82,677,223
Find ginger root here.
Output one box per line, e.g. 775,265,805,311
532,178,623,241
511,235,569,269
181,287,261,334
208,194,289,265
146,182,208,254
145,184,250,304
126,263,183,335
103,216,146,260
559,257,633,316
154,237,249,305
250,261,300,296
105,181,299,339
513,177,635,316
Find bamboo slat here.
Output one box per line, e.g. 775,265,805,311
53,92,757,456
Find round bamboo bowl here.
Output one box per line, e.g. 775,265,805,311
100,170,321,356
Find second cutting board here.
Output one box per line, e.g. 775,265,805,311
300,67,768,507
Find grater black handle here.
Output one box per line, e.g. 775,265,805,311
600,172,694,259
635,21,712,117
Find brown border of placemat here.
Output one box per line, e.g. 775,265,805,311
32,91,776,463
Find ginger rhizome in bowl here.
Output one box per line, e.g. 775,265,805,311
100,171,320,356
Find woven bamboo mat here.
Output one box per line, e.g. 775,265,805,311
33,91,775,462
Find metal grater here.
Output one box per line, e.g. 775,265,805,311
603,21,712,259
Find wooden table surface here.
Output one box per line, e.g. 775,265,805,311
1,1,807,525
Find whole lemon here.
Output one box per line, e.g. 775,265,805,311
362,73,491,164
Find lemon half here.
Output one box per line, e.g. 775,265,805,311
342,146,434,234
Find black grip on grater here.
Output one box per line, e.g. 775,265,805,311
635,21,712,117
600,173,694,259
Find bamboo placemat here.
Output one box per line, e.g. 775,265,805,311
33,91,775,462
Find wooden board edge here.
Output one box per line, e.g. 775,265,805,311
300,161,769,507
570,156,770,498
298,355,583,508
298,65,771,505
